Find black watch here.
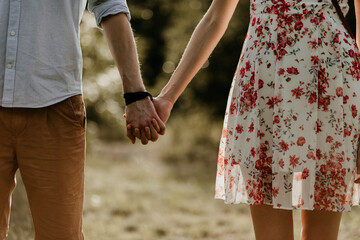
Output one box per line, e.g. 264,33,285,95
123,91,153,105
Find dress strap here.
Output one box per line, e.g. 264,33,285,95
331,0,355,39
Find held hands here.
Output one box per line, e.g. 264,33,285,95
125,96,173,145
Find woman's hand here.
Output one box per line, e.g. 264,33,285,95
125,97,166,145
152,96,174,123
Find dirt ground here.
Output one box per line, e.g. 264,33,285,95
6,140,360,240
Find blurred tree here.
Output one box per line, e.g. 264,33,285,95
81,0,251,140
81,0,357,141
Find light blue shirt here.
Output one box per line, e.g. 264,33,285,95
0,0,130,108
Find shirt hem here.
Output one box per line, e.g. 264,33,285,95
0,92,82,108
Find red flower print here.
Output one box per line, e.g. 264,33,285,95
251,147,256,157
246,61,251,71
302,8,310,15
308,92,317,104
343,95,349,104
294,21,303,30
336,87,343,97
333,33,340,43
217,156,224,176
316,121,322,133
258,130,265,139
222,128,227,138
311,56,319,65
236,124,244,134
230,102,236,114
231,158,239,167
327,188,335,197
297,136,306,146
310,16,319,25
277,49,288,60
278,68,285,76
266,96,282,109
297,199,305,207
266,156,272,165
258,79,264,89
251,17,256,26
301,168,309,179
272,188,279,198
320,164,328,174
249,122,255,132
308,40,318,49
318,96,331,111
287,67,299,75
274,115,280,124
291,86,304,99
344,128,351,137
255,159,262,169
255,25,263,37
224,158,229,166
240,68,245,78
349,49,355,57
307,151,315,160
289,155,300,168
279,159,285,168
316,149,323,160
279,3,291,13
326,136,333,143
351,105,357,118
279,140,289,151
267,42,275,50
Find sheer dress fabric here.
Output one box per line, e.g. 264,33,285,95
215,0,360,212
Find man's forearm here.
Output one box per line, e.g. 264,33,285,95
101,13,145,93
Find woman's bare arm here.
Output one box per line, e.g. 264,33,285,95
355,0,360,47
157,0,239,104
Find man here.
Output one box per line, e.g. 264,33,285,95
0,0,164,239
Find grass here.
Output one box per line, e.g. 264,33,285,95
6,137,360,240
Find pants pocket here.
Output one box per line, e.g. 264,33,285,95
66,95,86,129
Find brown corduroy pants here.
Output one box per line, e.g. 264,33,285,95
0,95,86,240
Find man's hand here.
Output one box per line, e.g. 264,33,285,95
101,14,166,144
125,97,166,145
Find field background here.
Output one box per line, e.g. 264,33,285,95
5,0,360,239
6,139,360,240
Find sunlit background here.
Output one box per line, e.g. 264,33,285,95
7,0,360,239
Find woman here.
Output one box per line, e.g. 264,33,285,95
136,0,360,238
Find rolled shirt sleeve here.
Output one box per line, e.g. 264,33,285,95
88,0,131,27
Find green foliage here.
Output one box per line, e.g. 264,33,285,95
81,0,251,141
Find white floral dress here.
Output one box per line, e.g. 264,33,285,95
215,0,360,212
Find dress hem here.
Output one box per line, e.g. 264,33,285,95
214,196,359,213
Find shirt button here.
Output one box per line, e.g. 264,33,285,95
7,64,13,69
10,31,16,36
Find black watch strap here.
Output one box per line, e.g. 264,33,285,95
123,91,153,105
